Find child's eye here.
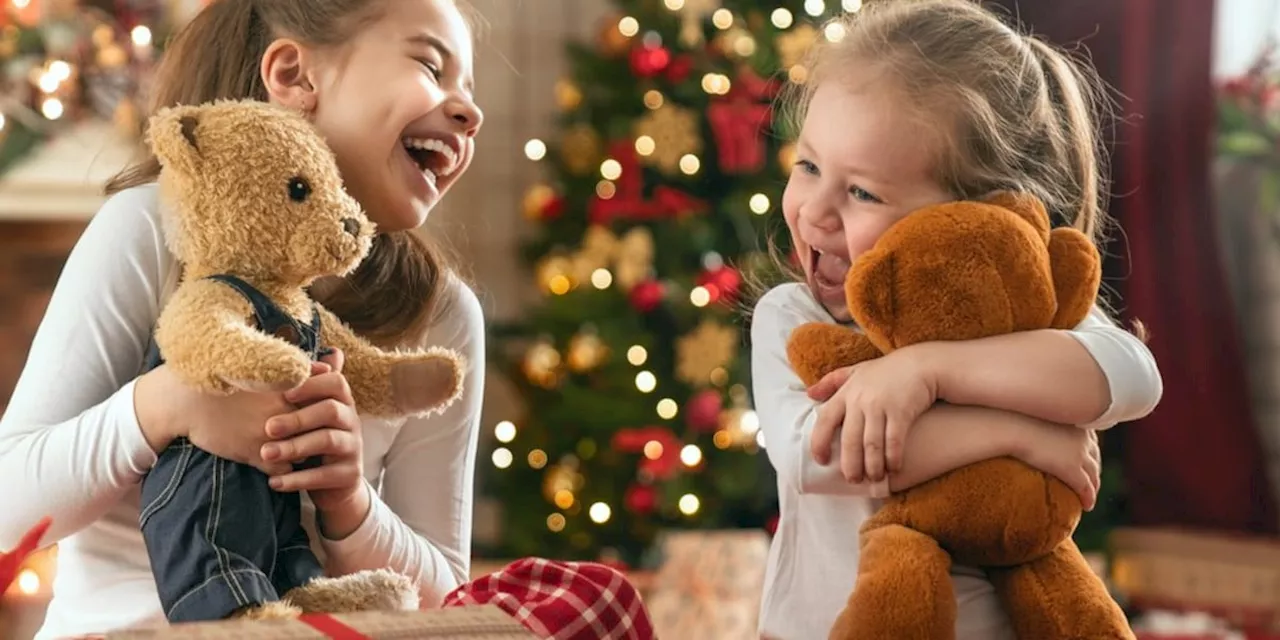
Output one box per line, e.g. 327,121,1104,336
417,59,443,81
850,186,882,203
793,159,818,175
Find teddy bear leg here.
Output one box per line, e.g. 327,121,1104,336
987,538,1134,640
283,569,419,614
829,524,956,640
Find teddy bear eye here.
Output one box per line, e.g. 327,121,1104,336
287,177,312,202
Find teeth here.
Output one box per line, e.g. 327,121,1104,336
402,137,458,176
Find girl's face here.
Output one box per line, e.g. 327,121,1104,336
781,71,952,322
289,0,483,233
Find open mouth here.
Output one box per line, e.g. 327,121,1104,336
402,137,459,189
810,247,851,290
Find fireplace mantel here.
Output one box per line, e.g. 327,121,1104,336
0,119,141,222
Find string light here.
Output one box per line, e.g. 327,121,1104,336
713,430,733,449
492,447,513,469
591,268,613,289
805,0,825,16
644,90,665,110
600,159,622,180
524,139,547,160
595,180,617,199
756,430,768,448
678,494,701,515
664,0,684,9
679,154,701,175
824,22,847,42
657,398,679,419
130,25,152,47
733,34,757,57
627,345,648,366
690,286,711,307
710,367,730,386
789,65,809,84
843,0,864,11
771,8,794,28
589,502,612,524
701,73,731,95
680,445,703,467
643,440,664,460
635,135,656,156
494,420,517,443
41,98,63,120
547,513,566,532
740,410,760,435
549,275,571,295
528,449,548,469
711,9,734,29
635,371,657,393
750,193,771,215
618,16,640,37
554,490,575,509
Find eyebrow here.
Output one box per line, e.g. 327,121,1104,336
407,33,475,94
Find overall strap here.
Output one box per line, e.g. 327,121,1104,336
204,275,321,357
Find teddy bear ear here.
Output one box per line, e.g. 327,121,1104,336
146,105,206,176
980,190,1050,240
844,247,897,352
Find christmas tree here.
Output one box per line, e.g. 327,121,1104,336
0,0,192,176
483,0,847,566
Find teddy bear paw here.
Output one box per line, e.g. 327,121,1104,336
230,600,303,620
283,569,419,614
390,350,463,416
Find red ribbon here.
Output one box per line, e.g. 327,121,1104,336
299,613,370,639
588,141,709,224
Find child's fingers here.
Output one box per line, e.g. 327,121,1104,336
863,411,886,482
811,402,842,465
884,414,907,473
807,367,852,401
840,409,866,483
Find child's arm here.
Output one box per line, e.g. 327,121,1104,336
0,189,174,549
752,285,1098,504
918,305,1161,429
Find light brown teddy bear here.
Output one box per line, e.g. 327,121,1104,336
785,192,1134,640
136,99,463,623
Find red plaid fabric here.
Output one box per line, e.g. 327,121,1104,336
443,558,655,640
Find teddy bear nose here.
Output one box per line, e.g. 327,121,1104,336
342,218,360,236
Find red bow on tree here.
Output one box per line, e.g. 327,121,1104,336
707,66,778,174
588,141,709,224
611,426,683,480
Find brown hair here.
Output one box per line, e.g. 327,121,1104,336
750,0,1116,304
107,0,481,345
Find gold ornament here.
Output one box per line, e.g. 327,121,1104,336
555,78,583,111
567,326,609,372
776,24,819,69
560,123,602,176
676,0,721,47
523,183,558,221
522,339,562,389
633,104,702,175
569,225,654,291
598,13,634,57
543,464,585,504
714,26,757,60
676,320,739,386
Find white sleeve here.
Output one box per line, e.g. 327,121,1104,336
751,285,890,498
0,187,171,549
1067,305,1163,430
318,276,484,607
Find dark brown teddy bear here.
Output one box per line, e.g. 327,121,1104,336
785,192,1134,640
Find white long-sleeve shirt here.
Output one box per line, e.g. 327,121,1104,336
0,184,486,639
751,282,1162,640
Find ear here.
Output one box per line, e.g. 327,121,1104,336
261,38,318,111
844,247,897,352
982,190,1050,242
1047,227,1102,329
146,105,205,176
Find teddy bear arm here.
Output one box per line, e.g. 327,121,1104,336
155,280,311,393
1048,228,1103,330
317,306,465,419
988,537,1134,639
785,323,882,387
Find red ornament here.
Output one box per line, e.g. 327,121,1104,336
665,54,694,84
766,514,780,535
624,484,658,515
588,141,709,224
629,44,671,78
696,266,742,305
685,389,722,432
706,66,779,174
541,195,566,221
611,426,681,480
629,279,666,313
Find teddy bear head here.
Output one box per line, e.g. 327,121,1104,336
147,99,374,285
844,191,1101,353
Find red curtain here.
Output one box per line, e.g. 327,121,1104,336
985,0,1278,533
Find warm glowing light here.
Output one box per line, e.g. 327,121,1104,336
636,371,657,393
678,494,701,515
843,0,864,11
492,448,513,469
547,513,566,531
555,490,575,509
628,345,648,365
528,449,548,469
713,430,733,449
589,502,612,523
41,98,64,120
824,22,846,42
657,398,678,419
771,8,794,28
712,8,734,29
681,445,703,467
601,159,623,180
495,421,517,443
750,193,770,214
664,0,684,9
549,275,571,295
131,25,153,47
619,17,640,37
591,268,613,289
595,180,617,199
805,0,825,16
525,139,547,160
679,154,701,175
740,411,760,434
690,286,711,307
643,440,664,460
635,135,656,156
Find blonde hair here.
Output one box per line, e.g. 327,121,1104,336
749,0,1115,305
107,0,483,345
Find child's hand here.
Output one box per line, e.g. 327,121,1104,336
808,345,939,483
1012,422,1101,510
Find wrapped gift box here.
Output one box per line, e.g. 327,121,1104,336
103,605,538,639
644,529,770,640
